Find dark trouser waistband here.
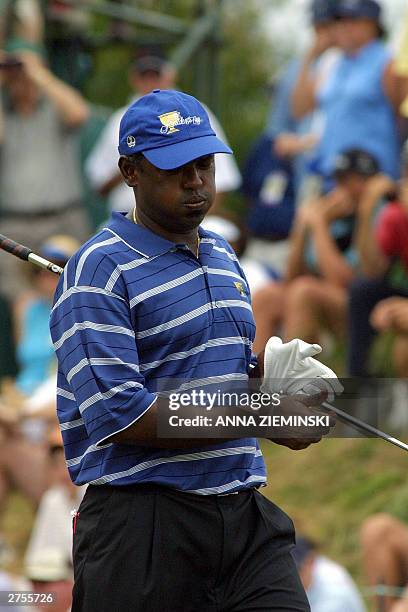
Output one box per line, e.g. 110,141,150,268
88,482,255,497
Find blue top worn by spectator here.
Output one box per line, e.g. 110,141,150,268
242,133,295,239
15,298,55,395
317,40,400,180
13,235,80,395
50,212,266,492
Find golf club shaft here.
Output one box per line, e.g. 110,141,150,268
0,233,64,276
322,401,408,452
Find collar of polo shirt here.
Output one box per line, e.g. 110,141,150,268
109,212,210,258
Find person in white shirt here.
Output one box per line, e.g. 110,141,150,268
293,536,366,612
85,54,241,214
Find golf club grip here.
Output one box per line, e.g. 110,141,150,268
0,234,31,261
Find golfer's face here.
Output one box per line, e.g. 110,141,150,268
136,154,216,232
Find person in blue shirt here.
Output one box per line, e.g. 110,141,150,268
13,236,80,395
266,0,339,201
292,0,401,189
50,90,332,612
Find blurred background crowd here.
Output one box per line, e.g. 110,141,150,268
0,0,408,610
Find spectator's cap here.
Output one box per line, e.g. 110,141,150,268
291,536,317,569
25,548,72,582
334,0,381,22
132,55,168,75
39,235,80,265
333,149,379,179
118,89,232,169
310,0,337,25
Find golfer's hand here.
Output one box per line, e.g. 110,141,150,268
268,391,335,450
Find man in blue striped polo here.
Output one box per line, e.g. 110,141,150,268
50,89,329,611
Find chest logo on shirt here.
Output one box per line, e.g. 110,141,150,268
234,281,247,297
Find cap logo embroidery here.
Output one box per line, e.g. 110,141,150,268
127,135,136,147
159,110,202,135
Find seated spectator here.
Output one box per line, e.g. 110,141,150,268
292,0,401,191
252,149,380,353
0,37,90,299
347,142,408,376
241,132,296,276
293,536,365,611
360,514,408,612
201,214,277,296
12,235,79,396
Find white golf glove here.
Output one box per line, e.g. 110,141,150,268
260,337,343,403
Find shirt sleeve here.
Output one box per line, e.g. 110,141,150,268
50,265,157,447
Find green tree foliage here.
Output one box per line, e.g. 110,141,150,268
218,0,275,165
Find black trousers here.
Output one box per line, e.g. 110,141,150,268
72,484,309,612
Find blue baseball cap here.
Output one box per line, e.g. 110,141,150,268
334,0,381,21
118,89,232,170
310,0,337,25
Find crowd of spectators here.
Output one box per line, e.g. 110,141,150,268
0,0,408,610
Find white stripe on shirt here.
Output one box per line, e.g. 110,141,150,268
74,236,121,285
67,357,140,384
89,446,260,486
53,321,135,351
79,380,143,414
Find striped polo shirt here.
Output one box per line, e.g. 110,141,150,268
50,212,267,494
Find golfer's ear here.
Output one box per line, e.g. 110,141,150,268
118,156,140,187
